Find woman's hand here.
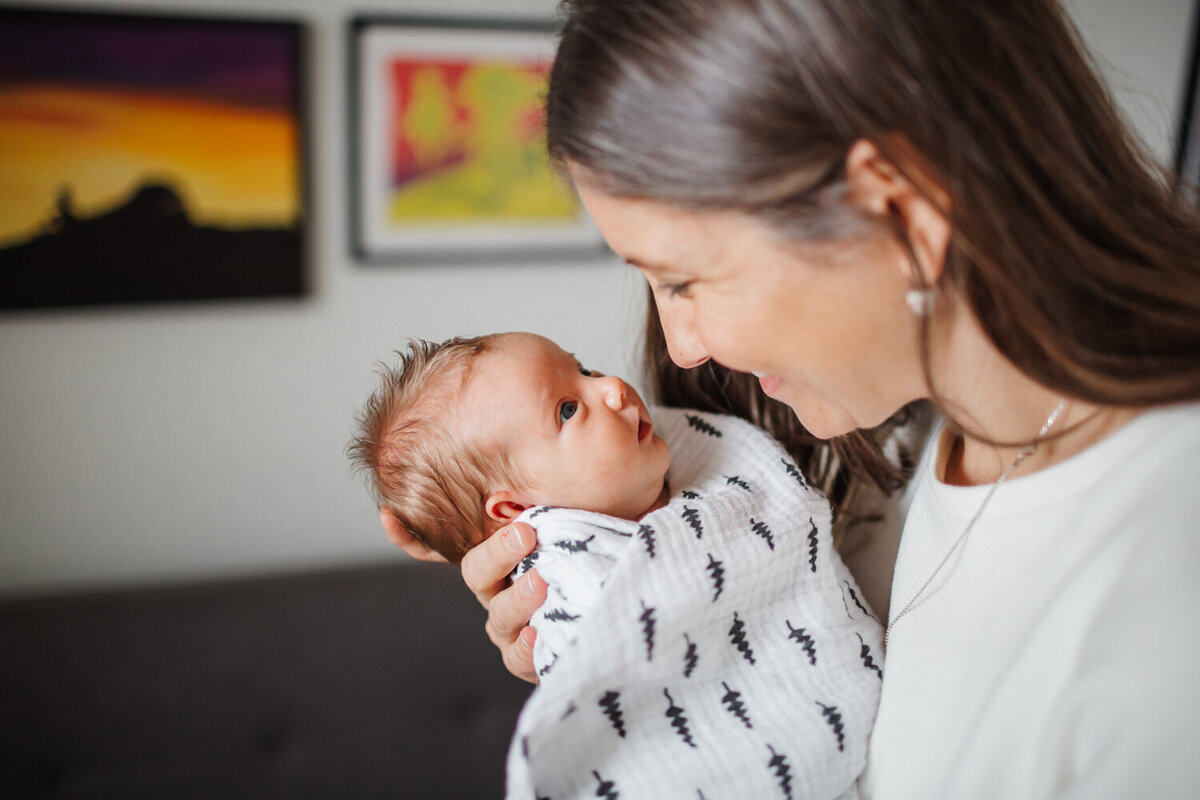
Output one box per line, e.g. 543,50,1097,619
461,522,546,683
382,508,545,683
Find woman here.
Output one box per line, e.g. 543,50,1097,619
383,0,1200,796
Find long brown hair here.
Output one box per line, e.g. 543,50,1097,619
547,0,1200,487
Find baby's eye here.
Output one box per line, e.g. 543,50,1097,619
578,365,592,377
558,400,579,424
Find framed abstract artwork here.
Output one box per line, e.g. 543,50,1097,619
348,16,603,263
0,7,307,310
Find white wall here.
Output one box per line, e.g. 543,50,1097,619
0,0,1193,596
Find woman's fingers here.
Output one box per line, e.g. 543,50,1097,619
461,522,537,607
501,626,540,685
462,521,545,682
482,569,547,646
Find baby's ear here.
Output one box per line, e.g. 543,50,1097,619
379,507,448,563
485,491,529,525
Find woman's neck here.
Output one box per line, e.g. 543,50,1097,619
931,302,1144,486
942,402,1142,486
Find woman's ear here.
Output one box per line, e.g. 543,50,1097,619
485,491,529,524
379,507,448,563
844,137,951,288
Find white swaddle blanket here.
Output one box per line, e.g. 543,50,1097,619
506,408,883,800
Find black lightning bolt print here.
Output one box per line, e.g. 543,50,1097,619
839,588,854,620
682,506,704,539
725,475,751,491
638,523,657,559
815,702,846,752
555,534,595,553
785,620,817,666
681,489,701,500
599,690,627,738
592,770,619,799
856,632,883,679
721,682,754,729
843,580,876,620
780,458,807,488
538,652,558,677
767,745,794,800
685,413,723,437
527,505,557,518
729,612,757,665
806,519,819,573
683,633,698,678
542,607,580,623
640,601,657,661
664,689,697,748
750,517,775,550
706,553,726,602
562,701,578,720
519,549,541,573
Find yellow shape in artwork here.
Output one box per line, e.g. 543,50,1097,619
387,61,577,226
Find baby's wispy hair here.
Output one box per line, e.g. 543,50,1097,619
347,334,523,563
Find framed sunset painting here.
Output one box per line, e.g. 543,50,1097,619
349,16,603,263
0,8,306,310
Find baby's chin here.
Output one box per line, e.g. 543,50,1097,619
635,480,671,520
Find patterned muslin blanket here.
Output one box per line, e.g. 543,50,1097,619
507,407,883,800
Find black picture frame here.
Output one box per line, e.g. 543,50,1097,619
1176,1,1200,201
0,5,309,311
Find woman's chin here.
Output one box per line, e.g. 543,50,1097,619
781,396,856,440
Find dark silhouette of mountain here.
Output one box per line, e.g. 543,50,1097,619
0,182,304,310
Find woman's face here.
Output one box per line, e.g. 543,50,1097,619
571,166,928,439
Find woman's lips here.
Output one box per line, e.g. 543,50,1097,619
758,374,782,396
637,419,652,441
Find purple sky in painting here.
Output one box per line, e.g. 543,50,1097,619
0,10,298,110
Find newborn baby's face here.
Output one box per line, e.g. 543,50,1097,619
460,332,670,521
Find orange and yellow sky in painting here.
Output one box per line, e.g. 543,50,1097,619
0,82,299,247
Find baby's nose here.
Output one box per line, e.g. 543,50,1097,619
602,378,627,411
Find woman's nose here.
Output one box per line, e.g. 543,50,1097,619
658,301,710,369
599,376,628,411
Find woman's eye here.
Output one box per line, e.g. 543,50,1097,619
578,365,592,377
558,400,579,424
662,281,693,298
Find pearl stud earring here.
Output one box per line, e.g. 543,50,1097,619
905,288,933,316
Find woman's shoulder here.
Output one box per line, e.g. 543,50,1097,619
1098,401,1200,503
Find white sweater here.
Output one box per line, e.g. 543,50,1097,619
862,401,1200,799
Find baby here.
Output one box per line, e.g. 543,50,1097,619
349,332,882,800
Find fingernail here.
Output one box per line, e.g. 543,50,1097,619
520,628,536,648
520,573,538,596
505,527,526,554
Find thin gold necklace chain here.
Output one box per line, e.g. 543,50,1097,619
883,399,1067,650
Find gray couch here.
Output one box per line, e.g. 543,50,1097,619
0,563,532,798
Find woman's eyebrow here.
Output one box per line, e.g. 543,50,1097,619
622,256,659,272
623,255,681,276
